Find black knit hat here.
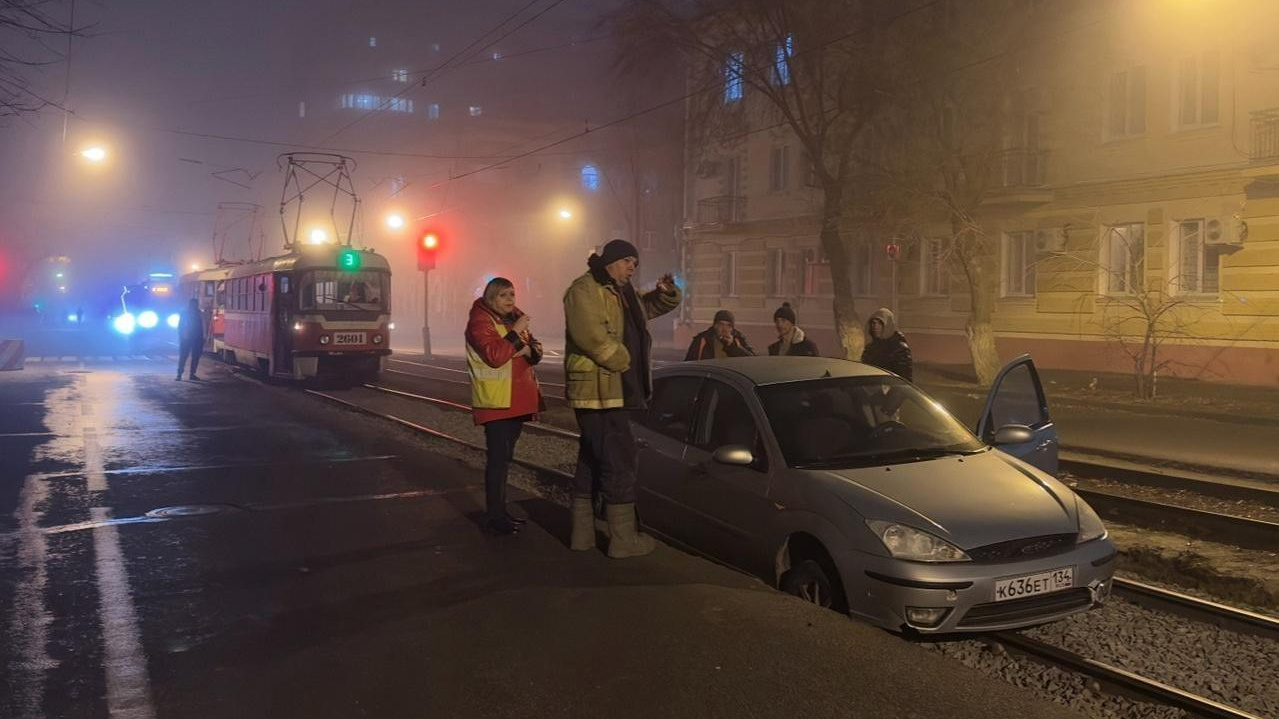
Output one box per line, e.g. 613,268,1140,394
713,309,735,325
598,239,639,266
773,302,796,323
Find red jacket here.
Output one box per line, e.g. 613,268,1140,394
465,298,545,425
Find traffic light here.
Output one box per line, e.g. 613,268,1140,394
337,248,363,271
417,231,440,271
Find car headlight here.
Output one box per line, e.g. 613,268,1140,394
166,313,181,329
137,310,158,329
319,334,331,345
866,520,970,562
1076,497,1108,543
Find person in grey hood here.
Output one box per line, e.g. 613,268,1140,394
860,307,912,381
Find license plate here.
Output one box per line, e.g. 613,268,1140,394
333,332,366,346
993,567,1073,602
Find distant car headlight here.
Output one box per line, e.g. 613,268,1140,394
113,313,136,335
866,520,971,562
319,334,331,345
1076,497,1108,543
167,313,181,329
137,310,159,329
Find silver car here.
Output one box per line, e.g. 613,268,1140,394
633,355,1114,633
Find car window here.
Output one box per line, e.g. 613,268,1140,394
757,377,983,468
641,376,702,443
987,362,1047,435
691,380,767,470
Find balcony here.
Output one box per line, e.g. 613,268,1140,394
694,195,746,226
1250,109,1279,161
997,148,1047,188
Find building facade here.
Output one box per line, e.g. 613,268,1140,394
680,0,1279,385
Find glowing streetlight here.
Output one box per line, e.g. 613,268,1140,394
385,213,406,230
308,228,329,245
190,263,202,271
558,208,573,220
80,146,107,162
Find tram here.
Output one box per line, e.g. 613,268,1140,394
180,246,391,382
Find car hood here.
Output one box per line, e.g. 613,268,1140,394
820,450,1078,549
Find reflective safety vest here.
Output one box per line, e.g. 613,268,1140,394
466,316,513,409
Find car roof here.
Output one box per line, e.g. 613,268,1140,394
657,356,892,386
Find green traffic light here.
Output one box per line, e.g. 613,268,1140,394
338,249,362,271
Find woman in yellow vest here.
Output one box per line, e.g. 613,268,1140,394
466,277,545,535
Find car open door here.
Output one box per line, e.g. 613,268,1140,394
975,354,1058,474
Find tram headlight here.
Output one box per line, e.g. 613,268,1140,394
319,334,331,345
113,313,136,335
388,322,396,330
293,322,303,332
137,310,158,329
167,313,181,329
372,334,383,344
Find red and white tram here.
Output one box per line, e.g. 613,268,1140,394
180,247,392,382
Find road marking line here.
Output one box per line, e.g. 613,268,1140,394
61,356,76,362
30,454,401,481
97,356,113,362
90,506,156,719
84,428,107,493
27,356,43,362
7,476,55,719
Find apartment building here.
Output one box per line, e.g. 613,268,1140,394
680,0,1279,385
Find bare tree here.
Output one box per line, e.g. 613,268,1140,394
610,0,900,359
1,0,82,118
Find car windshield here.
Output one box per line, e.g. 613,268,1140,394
756,376,985,469
299,270,388,311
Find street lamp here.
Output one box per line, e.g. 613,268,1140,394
308,228,329,245
558,208,573,220
385,213,406,230
80,146,107,163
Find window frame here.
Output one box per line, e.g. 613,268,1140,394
724,51,745,104
689,378,768,472
1170,218,1223,296
852,243,876,297
1001,230,1037,298
723,251,739,297
1105,65,1147,140
1100,222,1146,296
921,238,951,297
769,144,791,192
641,375,705,444
765,248,786,297
1175,50,1221,130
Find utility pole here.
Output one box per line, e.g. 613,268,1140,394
421,268,432,358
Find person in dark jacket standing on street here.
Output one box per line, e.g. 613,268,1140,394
466,277,545,536
176,298,205,381
767,302,819,357
860,307,912,381
563,239,681,558
684,309,755,360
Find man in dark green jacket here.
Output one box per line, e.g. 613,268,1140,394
563,239,681,558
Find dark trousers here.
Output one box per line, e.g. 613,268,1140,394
483,417,526,520
572,409,639,504
177,339,201,377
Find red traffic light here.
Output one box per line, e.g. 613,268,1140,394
418,231,441,270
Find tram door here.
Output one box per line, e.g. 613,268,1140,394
272,274,294,376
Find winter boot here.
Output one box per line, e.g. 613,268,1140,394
570,495,596,551
605,503,656,559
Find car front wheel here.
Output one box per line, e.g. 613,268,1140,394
781,559,839,610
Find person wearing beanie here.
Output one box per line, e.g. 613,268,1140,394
860,307,913,380
768,302,819,357
563,238,681,558
684,308,756,360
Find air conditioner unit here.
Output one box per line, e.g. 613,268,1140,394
1204,218,1245,246
1034,228,1066,254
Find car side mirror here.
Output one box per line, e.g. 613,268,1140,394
992,424,1035,446
713,445,755,466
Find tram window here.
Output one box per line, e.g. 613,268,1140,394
300,270,386,310
279,276,291,294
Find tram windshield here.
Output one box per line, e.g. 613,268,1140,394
300,270,388,311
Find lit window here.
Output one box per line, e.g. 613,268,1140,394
428,103,440,120
1177,50,1220,128
369,36,377,48
469,105,483,116
1102,223,1144,294
922,238,951,296
392,69,409,82
773,34,794,86
1002,231,1037,297
581,165,600,191
1106,66,1146,139
724,51,744,103
298,101,306,118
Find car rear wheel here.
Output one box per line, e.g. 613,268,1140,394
781,559,838,609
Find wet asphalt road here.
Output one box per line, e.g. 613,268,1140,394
0,352,1092,719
